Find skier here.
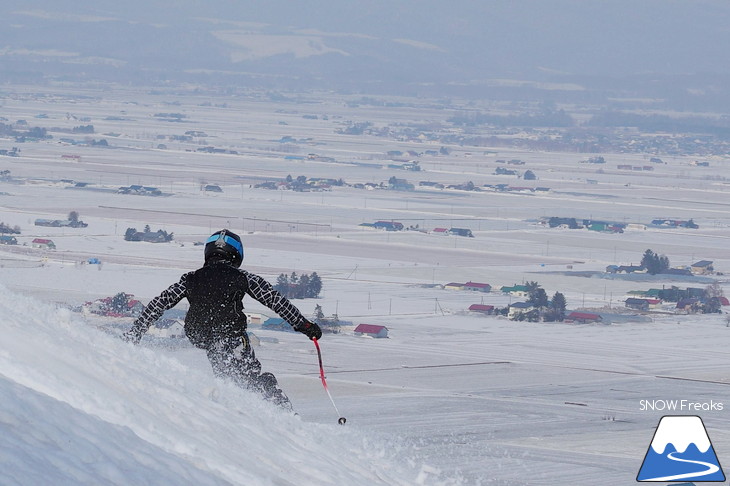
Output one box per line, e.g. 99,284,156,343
122,229,322,410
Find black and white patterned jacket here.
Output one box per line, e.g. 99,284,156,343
125,261,308,348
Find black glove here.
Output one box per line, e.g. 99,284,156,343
295,320,322,340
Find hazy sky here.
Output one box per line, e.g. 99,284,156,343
2,1,730,101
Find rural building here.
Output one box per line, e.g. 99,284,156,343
204,184,223,192
244,313,263,325
261,317,290,331
625,298,651,311
31,238,56,250
449,228,474,237
565,312,602,324
35,218,87,228
468,304,494,314
444,282,465,290
117,185,162,196
501,285,529,297
690,260,714,275
354,324,389,338
607,265,645,274
148,319,185,339
373,221,404,231
464,282,491,292
507,302,534,319
0,235,17,245
676,299,701,314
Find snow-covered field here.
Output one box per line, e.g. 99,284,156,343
1,86,730,485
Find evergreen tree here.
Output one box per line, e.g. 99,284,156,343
526,282,549,309
641,249,670,274
548,292,567,321
309,272,322,298
275,274,289,294
313,304,325,321
298,274,310,299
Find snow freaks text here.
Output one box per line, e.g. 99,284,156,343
639,399,724,412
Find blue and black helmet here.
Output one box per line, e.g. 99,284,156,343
204,229,244,267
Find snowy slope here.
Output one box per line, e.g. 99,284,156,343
0,286,445,486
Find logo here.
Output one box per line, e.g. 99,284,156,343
637,415,725,482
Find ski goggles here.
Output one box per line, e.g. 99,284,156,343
206,233,244,258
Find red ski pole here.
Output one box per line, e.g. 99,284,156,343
313,338,346,425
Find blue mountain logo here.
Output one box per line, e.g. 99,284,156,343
637,415,725,482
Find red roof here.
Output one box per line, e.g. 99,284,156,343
566,312,602,321
468,304,494,312
354,324,388,334
433,227,448,233
32,238,53,244
464,281,491,289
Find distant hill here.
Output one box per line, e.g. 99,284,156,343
3,1,730,109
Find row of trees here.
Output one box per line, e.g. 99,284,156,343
274,272,323,299
521,281,567,322
0,222,20,234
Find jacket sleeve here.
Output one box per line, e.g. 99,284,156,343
123,274,189,344
243,271,308,328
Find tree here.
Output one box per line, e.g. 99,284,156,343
528,287,549,309
640,249,670,275
68,211,79,222
124,227,137,241
308,272,322,298
703,283,724,313
313,304,325,321
275,274,289,294
547,292,567,322
298,274,310,299
523,170,536,180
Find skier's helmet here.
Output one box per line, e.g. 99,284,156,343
204,229,244,267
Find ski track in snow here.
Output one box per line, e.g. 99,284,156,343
0,287,455,486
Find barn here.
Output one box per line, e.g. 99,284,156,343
32,238,56,250
354,324,389,338
468,304,494,314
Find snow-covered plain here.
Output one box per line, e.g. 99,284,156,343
1,86,730,485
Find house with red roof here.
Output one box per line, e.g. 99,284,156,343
354,324,389,338
31,238,56,250
464,281,491,293
565,312,602,324
468,304,494,314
